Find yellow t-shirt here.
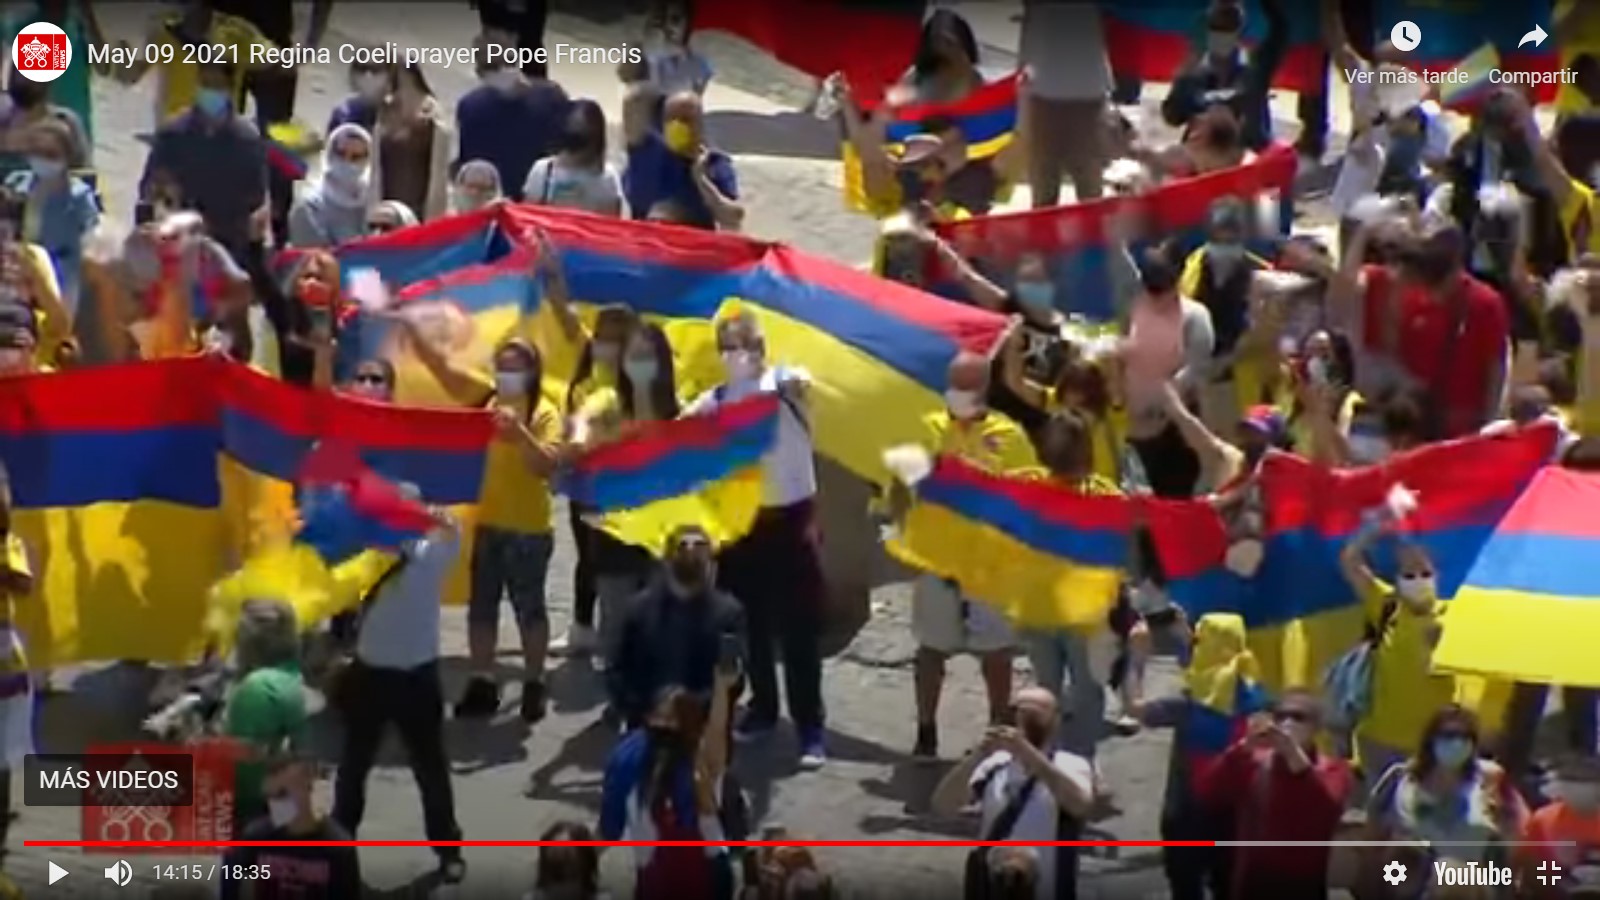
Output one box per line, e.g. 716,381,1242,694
1560,178,1600,260
923,409,1039,475
1288,389,1363,458
1557,0,1600,114
1044,391,1128,486
476,397,563,535
1,534,31,674
1357,577,1456,753
151,13,274,123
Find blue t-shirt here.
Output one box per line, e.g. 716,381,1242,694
623,131,738,230
454,81,571,202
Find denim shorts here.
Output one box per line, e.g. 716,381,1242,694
468,527,554,628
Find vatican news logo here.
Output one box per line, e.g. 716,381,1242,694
12,22,71,83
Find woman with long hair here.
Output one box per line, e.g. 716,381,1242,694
523,99,625,217
369,62,457,220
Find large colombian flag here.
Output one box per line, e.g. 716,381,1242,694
303,204,1010,488
1435,467,1600,688
1375,0,1559,105
692,0,927,105
1100,0,1327,95
1147,425,1557,693
887,455,1132,629
936,143,1296,322
560,393,780,552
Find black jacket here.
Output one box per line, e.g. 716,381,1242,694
1160,0,1288,151
608,576,745,724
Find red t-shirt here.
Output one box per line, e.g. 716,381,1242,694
1361,264,1509,438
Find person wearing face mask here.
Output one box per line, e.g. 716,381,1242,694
1365,705,1527,888
1341,520,1460,793
625,90,742,231
599,674,738,900
643,1,712,97
117,0,275,129
221,755,361,900
932,686,1093,900
1160,0,1287,151
328,58,390,134
1518,755,1600,897
448,158,503,216
896,352,1037,761
1198,690,1354,899
608,526,745,732
139,59,269,266
1287,329,1363,465
365,200,418,237
569,324,680,678
398,334,563,724
684,310,827,767
456,39,570,201
0,77,89,168
287,124,375,249
220,599,307,834
2,122,96,318
1178,198,1268,432
524,100,626,217
369,62,456,221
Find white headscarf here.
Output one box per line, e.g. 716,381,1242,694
451,159,503,213
316,123,375,211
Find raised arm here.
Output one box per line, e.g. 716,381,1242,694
931,234,1009,311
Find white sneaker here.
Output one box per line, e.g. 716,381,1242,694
550,624,597,657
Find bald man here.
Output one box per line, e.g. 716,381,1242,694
624,90,743,231
932,685,1094,899
906,352,1039,761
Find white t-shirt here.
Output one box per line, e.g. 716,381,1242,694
1020,0,1111,102
971,749,1094,900
686,366,817,508
523,157,627,217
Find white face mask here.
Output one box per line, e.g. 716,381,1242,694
944,388,986,420
1396,573,1437,603
494,370,527,398
267,796,299,829
353,71,388,101
1306,356,1329,385
722,349,760,383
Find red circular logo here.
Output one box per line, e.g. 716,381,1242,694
11,21,71,83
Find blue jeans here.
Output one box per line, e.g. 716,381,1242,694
1024,629,1105,760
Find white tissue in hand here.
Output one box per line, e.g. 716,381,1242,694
882,444,933,486
347,267,390,312
1385,482,1419,521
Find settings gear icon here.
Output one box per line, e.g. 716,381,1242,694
1383,861,1408,886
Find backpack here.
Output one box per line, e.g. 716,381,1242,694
1322,596,1400,732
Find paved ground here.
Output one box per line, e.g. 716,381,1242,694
9,3,1368,898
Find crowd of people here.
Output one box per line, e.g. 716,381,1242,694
3,0,1600,897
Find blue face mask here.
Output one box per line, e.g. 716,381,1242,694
195,87,231,119
1015,281,1055,314
623,356,659,384
1432,736,1475,768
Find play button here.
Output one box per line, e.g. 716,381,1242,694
47,861,67,885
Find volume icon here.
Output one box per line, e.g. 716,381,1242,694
104,859,132,886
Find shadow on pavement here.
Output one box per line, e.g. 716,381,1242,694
706,110,841,162
545,656,609,714
523,716,616,810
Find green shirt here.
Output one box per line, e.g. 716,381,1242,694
224,664,307,819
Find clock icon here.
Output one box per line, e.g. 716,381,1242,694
1390,20,1422,52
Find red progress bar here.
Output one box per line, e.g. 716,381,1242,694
30,841,1217,849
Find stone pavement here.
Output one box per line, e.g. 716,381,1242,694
8,3,1362,898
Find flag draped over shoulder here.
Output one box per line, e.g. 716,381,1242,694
936,144,1297,322
1374,0,1559,104
276,204,1009,488
0,359,496,666
1149,426,1557,693
1100,0,1326,94
692,0,928,104
841,74,1020,215
887,456,1131,629
1435,467,1600,688
559,394,781,552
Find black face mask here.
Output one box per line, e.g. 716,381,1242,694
648,724,687,752
667,556,708,591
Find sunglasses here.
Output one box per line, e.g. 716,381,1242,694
1399,570,1436,580
354,373,388,386
367,222,395,234
674,535,711,552
1274,708,1312,724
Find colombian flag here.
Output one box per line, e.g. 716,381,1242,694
1,359,228,666
842,74,1020,215
1149,425,1557,692
935,143,1296,322
1435,467,1600,687
559,393,779,551
1375,0,1559,104
1101,0,1327,95
887,455,1131,629
279,205,1010,488
692,0,927,104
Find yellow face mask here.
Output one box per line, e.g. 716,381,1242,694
664,119,697,156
